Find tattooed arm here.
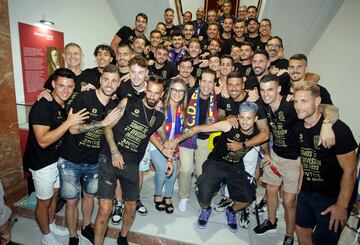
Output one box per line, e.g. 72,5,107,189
69,105,122,135
104,98,127,169
156,121,167,143
174,120,231,145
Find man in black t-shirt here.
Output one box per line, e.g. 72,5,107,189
131,36,147,57
110,13,149,51
288,54,333,105
216,1,236,26
217,71,269,226
182,22,195,46
236,42,255,77
245,49,270,92
175,55,197,93
245,18,261,51
94,76,172,245
58,65,121,244
172,101,268,232
265,36,291,95
149,44,178,88
188,39,205,80
116,44,132,79
294,82,357,245
255,75,337,243
222,21,246,55
116,55,147,101
145,30,162,62
191,7,206,37
23,68,88,245
81,44,115,90
42,42,86,107
163,8,178,44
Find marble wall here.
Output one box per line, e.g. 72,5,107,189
0,0,27,207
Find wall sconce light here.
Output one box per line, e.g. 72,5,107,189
39,19,55,26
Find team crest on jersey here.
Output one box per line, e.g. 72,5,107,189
196,68,202,78
235,133,240,139
92,108,97,114
245,68,251,76
129,36,134,42
226,104,231,109
313,135,320,149
131,108,140,117
162,70,168,79
57,111,63,120
278,111,285,121
299,133,304,143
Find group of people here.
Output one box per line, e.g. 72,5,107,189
22,2,358,245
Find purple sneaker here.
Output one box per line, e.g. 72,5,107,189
198,207,212,229
226,206,238,232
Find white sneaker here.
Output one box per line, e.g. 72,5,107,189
41,232,62,245
50,222,69,236
178,198,189,212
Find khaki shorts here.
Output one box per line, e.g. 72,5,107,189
262,149,300,193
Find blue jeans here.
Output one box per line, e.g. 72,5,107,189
58,157,98,199
150,149,177,197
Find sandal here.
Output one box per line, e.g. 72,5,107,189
154,195,165,211
164,197,174,214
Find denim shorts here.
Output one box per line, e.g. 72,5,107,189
58,157,98,199
97,153,139,201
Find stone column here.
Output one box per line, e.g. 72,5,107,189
0,0,28,207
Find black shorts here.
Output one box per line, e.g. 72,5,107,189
296,191,352,245
195,159,256,205
97,153,139,201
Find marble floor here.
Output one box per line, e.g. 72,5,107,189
12,171,296,245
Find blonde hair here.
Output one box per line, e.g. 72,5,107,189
294,81,320,97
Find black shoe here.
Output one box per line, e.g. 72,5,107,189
112,201,124,225
254,218,277,235
214,197,233,212
117,235,129,245
69,237,79,245
55,197,66,213
253,199,267,214
136,200,148,216
283,234,294,245
80,224,94,244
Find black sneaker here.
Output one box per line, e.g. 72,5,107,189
136,200,148,216
253,218,277,235
283,234,294,245
253,199,267,214
239,208,250,229
80,224,94,244
55,197,66,213
117,235,129,245
197,207,212,229
69,237,79,245
112,202,123,225
214,197,233,212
